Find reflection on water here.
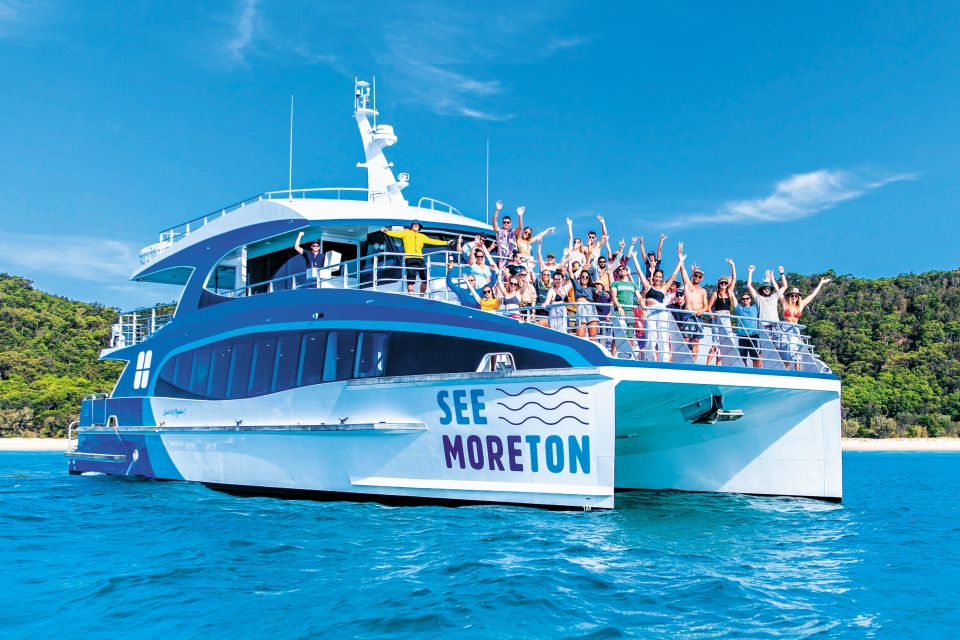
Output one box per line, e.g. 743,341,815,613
0,452,957,639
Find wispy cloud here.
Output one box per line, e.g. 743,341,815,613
211,2,584,120
0,231,177,307
0,0,39,39
662,169,918,228
223,0,258,65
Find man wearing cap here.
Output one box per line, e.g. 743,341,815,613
491,200,518,260
294,231,325,270
667,288,697,346
381,220,449,295
747,266,788,357
736,266,763,368
677,243,709,360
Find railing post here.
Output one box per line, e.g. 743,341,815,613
343,262,348,288
373,256,378,289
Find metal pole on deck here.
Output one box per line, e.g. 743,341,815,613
288,95,294,199
485,139,490,224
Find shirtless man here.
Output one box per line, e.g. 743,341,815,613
677,242,709,360
585,215,609,269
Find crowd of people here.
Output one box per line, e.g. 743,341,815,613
366,202,832,369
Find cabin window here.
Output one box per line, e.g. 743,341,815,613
324,331,358,382
273,333,302,392
149,329,569,401
299,331,327,387
188,347,212,397
208,341,233,399
356,332,389,379
227,338,254,399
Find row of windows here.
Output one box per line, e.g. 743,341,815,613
153,330,571,401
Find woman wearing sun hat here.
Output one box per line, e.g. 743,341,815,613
781,276,832,369
707,258,737,365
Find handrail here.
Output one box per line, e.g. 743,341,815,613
142,188,470,265
417,197,464,217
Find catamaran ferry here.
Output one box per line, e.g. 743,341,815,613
66,80,842,509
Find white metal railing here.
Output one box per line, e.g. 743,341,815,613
417,197,464,217
140,189,469,265
487,302,831,373
110,303,177,348
221,249,465,302
213,253,830,374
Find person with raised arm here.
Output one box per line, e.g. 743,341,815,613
567,260,599,339
381,220,448,296
780,275,832,369
585,215,609,270
445,259,483,309
294,231,324,270
752,266,789,359
638,234,667,279
467,234,495,288
631,246,684,362
677,243,710,361
706,258,737,366
566,217,588,267
491,200,517,260
736,266,763,368
515,206,554,272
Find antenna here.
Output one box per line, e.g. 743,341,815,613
288,95,294,199
485,139,490,224
372,76,377,128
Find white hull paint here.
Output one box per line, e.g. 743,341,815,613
76,367,841,508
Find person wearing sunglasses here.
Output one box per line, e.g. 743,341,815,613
676,243,709,361
495,273,524,320
707,258,737,366
735,267,763,368
628,245,683,362
543,271,573,333
780,276,832,369
610,264,642,357
445,261,484,309
568,263,599,339
294,231,325,270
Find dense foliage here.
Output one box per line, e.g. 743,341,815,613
0,274,122,436
1,269,958,437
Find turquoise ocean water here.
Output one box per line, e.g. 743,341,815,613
1,451,957,639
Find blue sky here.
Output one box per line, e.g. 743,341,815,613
1,1,958,307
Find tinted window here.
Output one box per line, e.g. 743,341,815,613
248,335,278,396
324,331,358,382
357,332,389,378
208,340,233,399
227,337,254,399
172,352,192,391
189,347,212,397
384,332,570,377
299,331,327,386
274,333,302,392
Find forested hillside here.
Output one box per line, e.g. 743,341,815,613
0,274,122,436
1,270,958,437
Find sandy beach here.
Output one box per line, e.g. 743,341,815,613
2,437,959,452
842,438,960,452
0,438,70,452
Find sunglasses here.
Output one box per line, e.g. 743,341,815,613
483,289,493,294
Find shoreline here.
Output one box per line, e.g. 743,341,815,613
1,437,959,453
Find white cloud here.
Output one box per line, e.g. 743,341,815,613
0,232,178,307
662,169,918,228
223,0,258,64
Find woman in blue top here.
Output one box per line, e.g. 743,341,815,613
568,266,598,339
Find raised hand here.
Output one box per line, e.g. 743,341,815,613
631,236,638,244
545,226,556,234
677,242,684,256
748,264,755,273
820,277,833,285
516,206,525,216
778,265,785,274
597,215,604,223
495,200,503,210
380,227,389,233
765,269,774,281
565,217,572,226
725,257,734,266
619,239,625,249
660,233,667,241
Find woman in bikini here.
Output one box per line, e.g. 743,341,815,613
544,271,573,333
781,276,832,369
515,206,554,271
706,258,736,366
631,250,684,362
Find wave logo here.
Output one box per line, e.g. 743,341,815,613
495,386,591,427
133,350,153,390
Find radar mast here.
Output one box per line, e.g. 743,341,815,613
354,78,408,204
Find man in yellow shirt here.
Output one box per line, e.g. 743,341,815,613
380,220,449,295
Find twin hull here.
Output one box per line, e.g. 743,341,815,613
71,367,842,509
